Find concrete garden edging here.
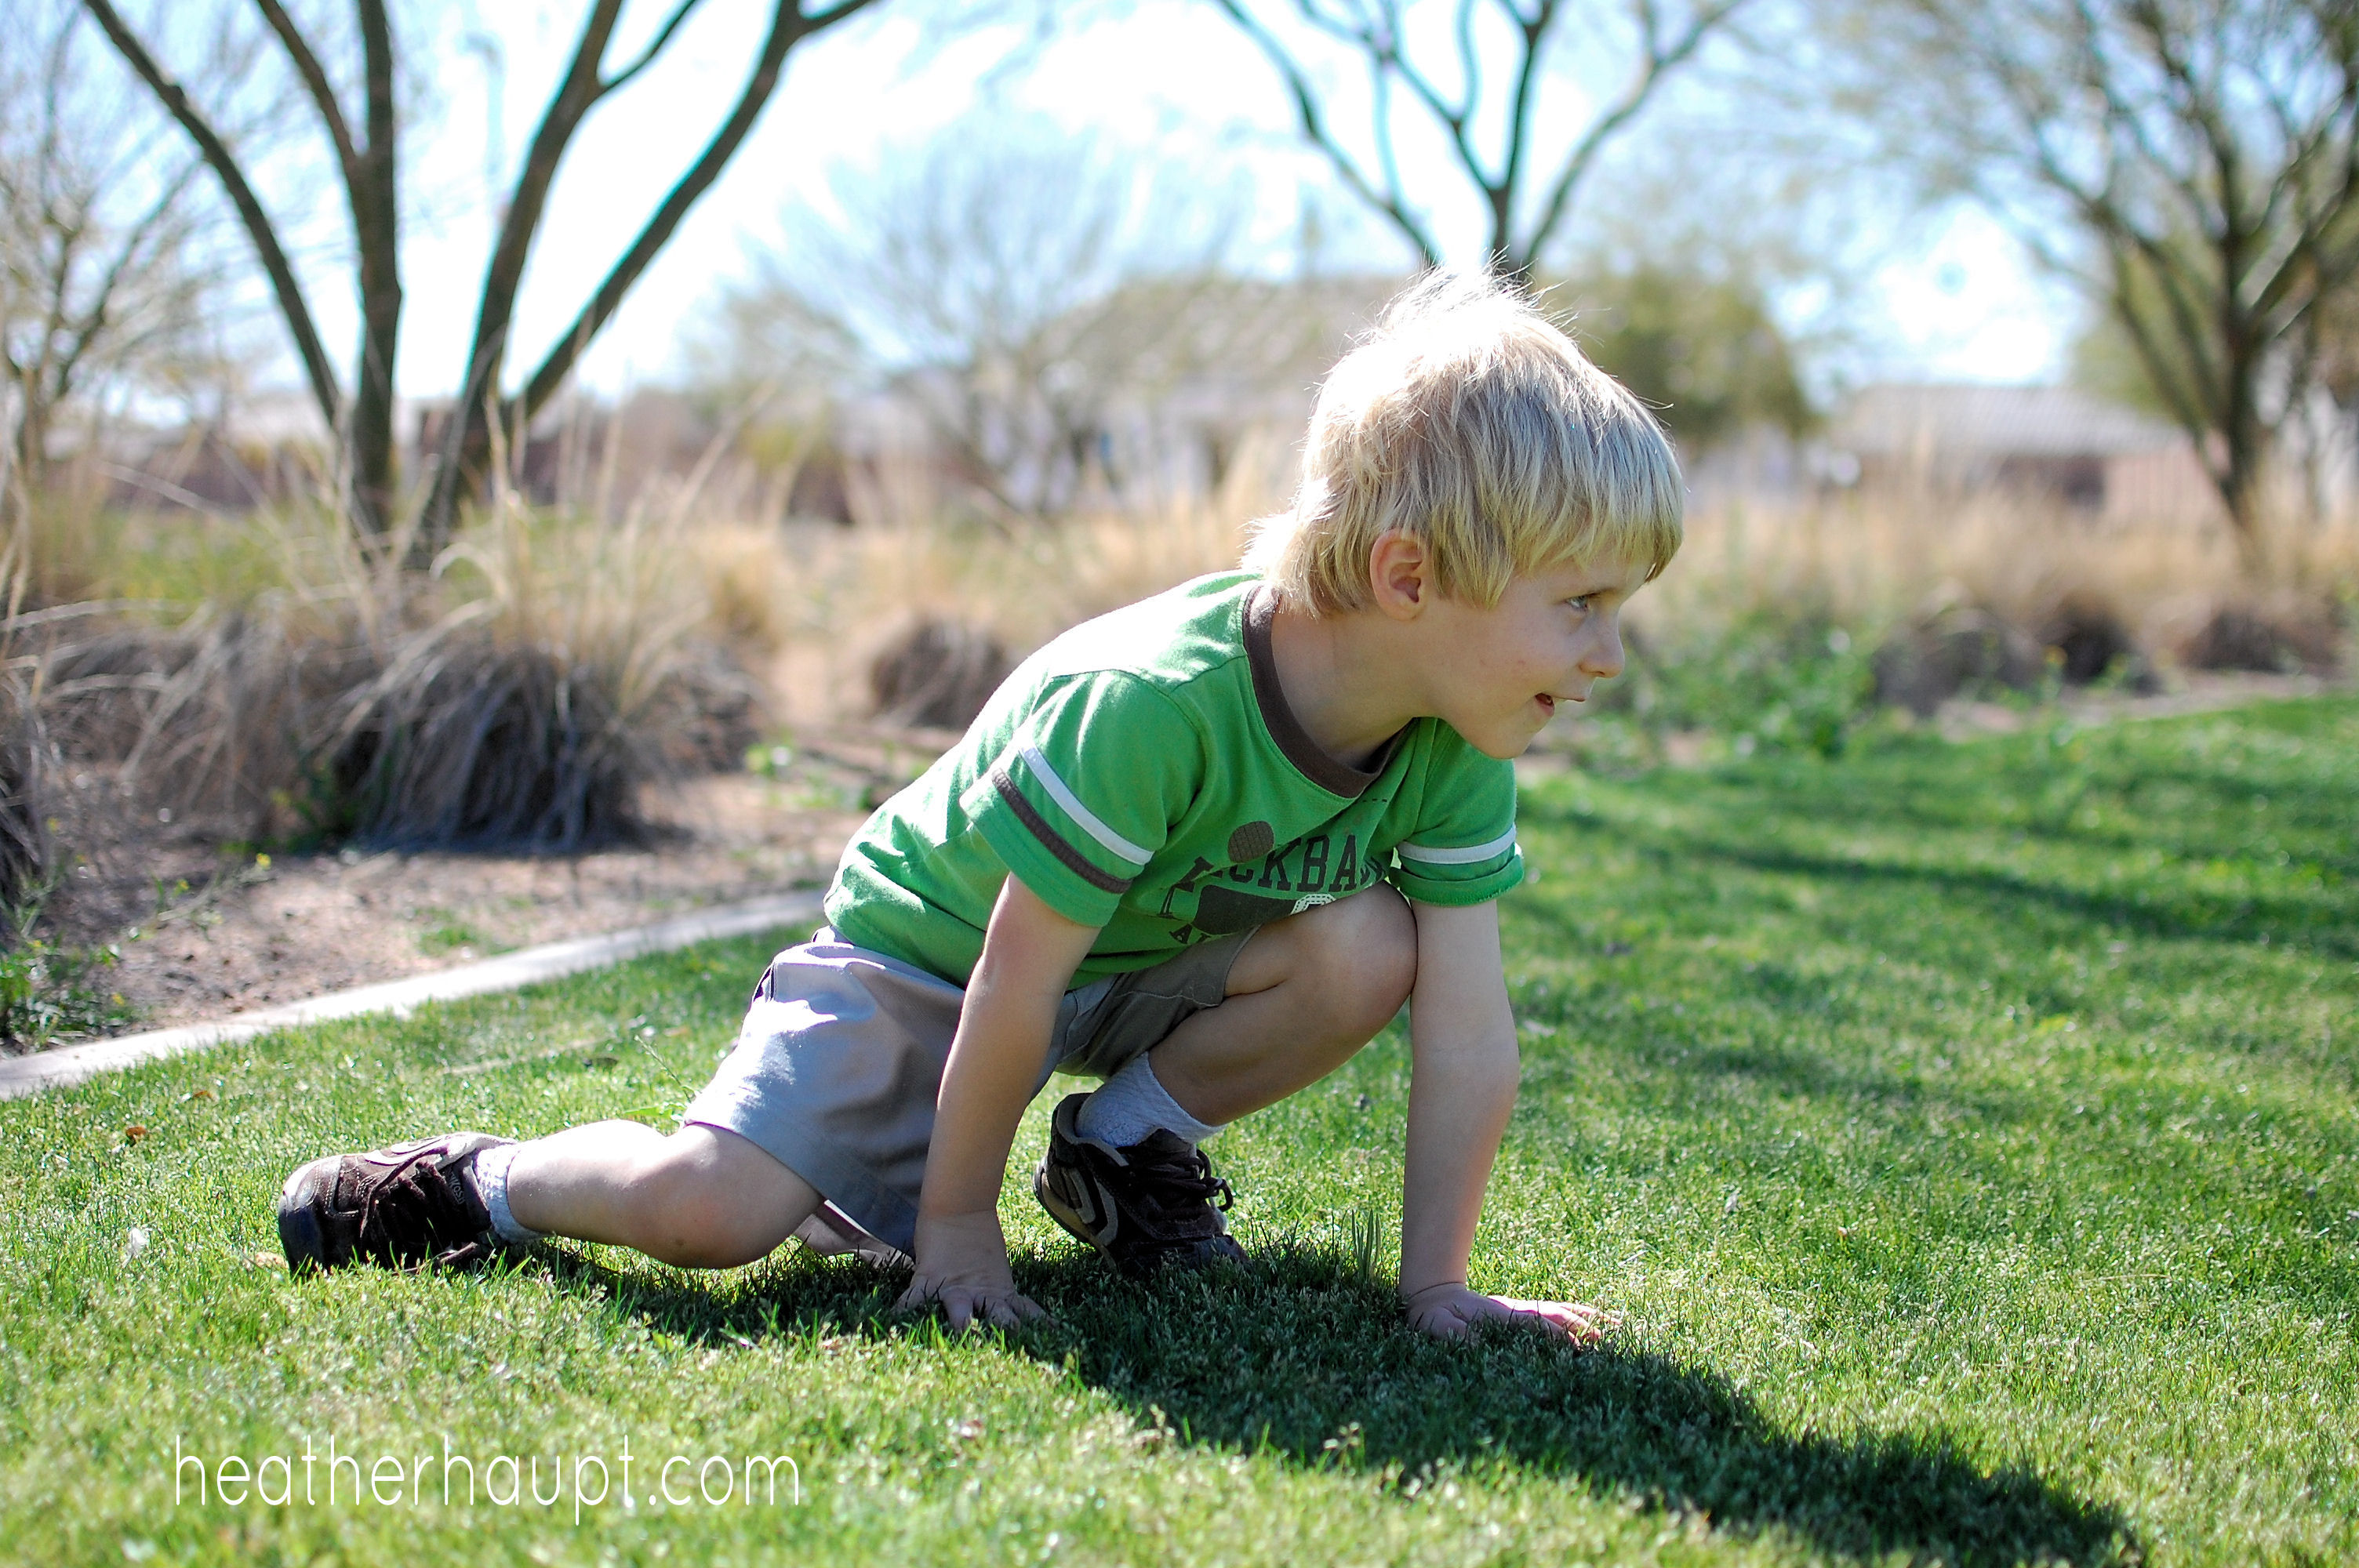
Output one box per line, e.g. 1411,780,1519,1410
0,890,824,1100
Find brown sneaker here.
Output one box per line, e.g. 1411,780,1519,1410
1033,1093,1248,1277
277,1132,514,1272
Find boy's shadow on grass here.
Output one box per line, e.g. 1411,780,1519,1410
551,1243,2135,1566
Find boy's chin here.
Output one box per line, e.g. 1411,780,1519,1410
1468,725,1542,761
1441,705,1554,759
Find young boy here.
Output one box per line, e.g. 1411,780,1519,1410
276,271,1683,1341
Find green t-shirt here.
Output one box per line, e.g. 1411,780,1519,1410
826,572,1524,985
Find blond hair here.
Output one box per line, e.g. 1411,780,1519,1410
1245,270,1684,613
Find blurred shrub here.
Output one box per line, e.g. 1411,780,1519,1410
2037,592,2156,688
17,496,765,855
0,935,132,1050
1593,608,1881,758
1559,261,1815,452
2179,596,2346,673
867,618,1010,729
1871,603,2048,716
0,665,53,916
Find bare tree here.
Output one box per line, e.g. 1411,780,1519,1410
1210,0,1748,278
1830,0,2359,560
80,0,885,558
725,122,1324,520
0,2,245,511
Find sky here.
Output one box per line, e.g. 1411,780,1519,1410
209,0,2080,406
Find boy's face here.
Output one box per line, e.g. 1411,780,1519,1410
1415,554,1650,758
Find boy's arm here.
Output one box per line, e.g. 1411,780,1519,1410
897,874,1100,1330
1400,898,1614,1343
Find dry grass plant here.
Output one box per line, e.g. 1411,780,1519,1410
0,535,58,914
11,432,768,862
1636,487,2357,670
738,445,1277,725
327,488,760,850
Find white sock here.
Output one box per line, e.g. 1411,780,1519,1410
474,1143,543,1244
1076,1052,1225,1148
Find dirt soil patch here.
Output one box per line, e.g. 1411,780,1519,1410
35,726,958,1038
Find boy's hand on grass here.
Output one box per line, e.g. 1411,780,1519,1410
1401,1281,1617,1345
898,1209,1051,1330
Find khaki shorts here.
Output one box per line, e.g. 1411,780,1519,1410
681,929,1248,1262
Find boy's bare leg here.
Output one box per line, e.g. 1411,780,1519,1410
507,891,1408,1272
504,1123,822,1270
1146,886,1419,1126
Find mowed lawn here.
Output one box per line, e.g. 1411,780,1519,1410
2,699,2353,1567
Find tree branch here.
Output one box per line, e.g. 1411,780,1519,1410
347,0,402,539
1371,42,1419,225
78,0,340,430
598,0,706,98
252,0,360,188
1496,0,1555,263
1214,0,1442,263
516,0,885,423
1524,0,1743,263
442,2,627,424
48,162,199,402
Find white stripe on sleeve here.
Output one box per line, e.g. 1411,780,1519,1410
1017,744,1153,866
1396,826,1518,866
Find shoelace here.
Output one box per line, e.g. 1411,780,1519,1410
358,1151,489,1269
1128,1142,1234,1216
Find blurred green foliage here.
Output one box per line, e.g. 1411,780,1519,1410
1590,608,1884,759
0,935,132,1049
1558,263,1816,452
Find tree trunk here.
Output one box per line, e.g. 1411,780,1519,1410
6,397,51,524
2213,396,2270,574
348,0,402,550
417,0,631,558
422,0,844,540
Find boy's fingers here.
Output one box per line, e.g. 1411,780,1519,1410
1486,1296,1616,1343
1408,1301,1475,1339
907,1284,1049,1331
975,1291,1056,1328
895,1277,981,1325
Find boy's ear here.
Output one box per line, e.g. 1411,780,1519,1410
1368,531,1430,620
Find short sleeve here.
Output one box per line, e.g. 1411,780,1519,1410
1386,726,1523,906
959,673,1205,927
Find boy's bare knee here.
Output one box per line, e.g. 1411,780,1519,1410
1300,887,1416,1033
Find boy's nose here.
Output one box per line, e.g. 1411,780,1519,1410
1579,621,1626,682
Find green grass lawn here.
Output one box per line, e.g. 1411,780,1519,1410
3,698,2354,1566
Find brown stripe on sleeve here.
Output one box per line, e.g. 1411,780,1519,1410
991,766,1134,895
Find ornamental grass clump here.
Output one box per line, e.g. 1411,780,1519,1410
320,499,761,851
12,492,762,857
